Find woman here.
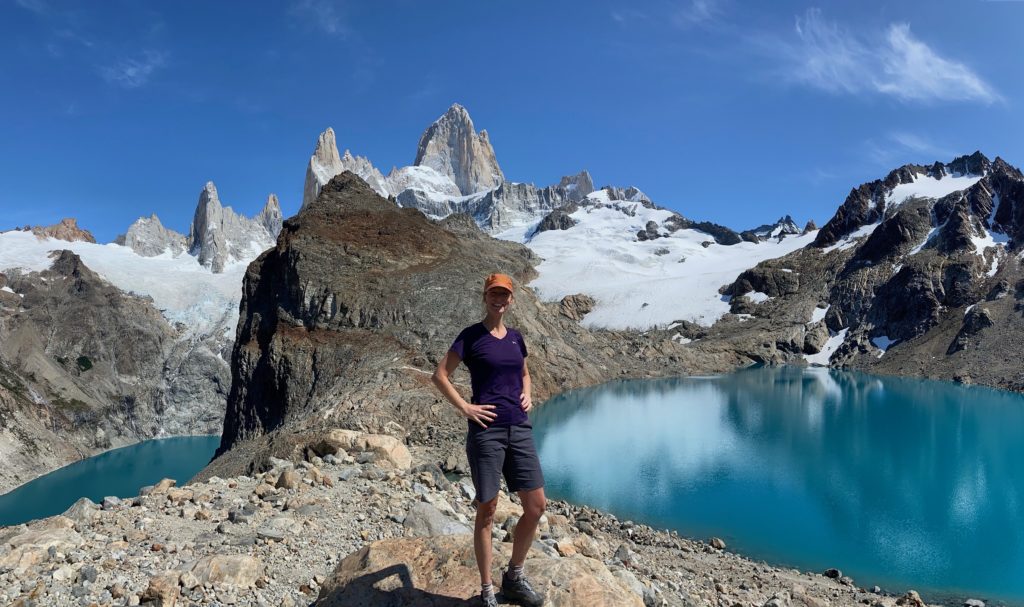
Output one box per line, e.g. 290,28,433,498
432,273,546,607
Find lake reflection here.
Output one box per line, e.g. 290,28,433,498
532,367,1024,602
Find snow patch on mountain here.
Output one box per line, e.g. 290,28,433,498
886,173,983,208
521,199,817,329
805,328,848,366
0,230,246,337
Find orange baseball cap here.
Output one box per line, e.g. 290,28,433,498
484,273,514,293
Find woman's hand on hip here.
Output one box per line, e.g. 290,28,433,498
520,393,533,412
461,403,497,428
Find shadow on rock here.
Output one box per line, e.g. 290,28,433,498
313,563,472,606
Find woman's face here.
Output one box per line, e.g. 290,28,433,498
484,287,513,315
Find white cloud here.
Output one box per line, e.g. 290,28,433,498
864,132,954,167
782,9,1000,105
672,0,725,28
290,0,348,37
100,50,167,89
15,0,47,14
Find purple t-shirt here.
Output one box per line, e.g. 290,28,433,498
450,323,529,427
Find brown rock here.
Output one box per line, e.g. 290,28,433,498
314,534,641,606
180,555,265,589
276,469,301,490
31,218,96,243
141,571,181,606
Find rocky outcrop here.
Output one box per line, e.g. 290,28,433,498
115,214,188,257
534,205,579,234
414,103,504,196
188,182,279,273
747,215,801,241
603,186,651,204
0,251,224,493
557,170,595,201
30,218,96,243
559,293,595,321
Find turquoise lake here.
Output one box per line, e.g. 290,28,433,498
531,367,1024,604
0,435,220,528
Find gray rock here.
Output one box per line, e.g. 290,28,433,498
402,503,471,537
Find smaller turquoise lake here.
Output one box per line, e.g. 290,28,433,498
531,367,1024,604
0,435,220,528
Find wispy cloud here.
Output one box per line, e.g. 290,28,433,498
100,50,167,89
14,0,47,14
865,132,955,167
290,0,349,37
777,9,1001,105
672,0,725,28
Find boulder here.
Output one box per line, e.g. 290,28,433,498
402,503,471,537
314,534,643,606
313,429,412,470
141,571,181,606
179,554,265,589
62,497,99,528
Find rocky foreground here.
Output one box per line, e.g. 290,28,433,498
1,428,941,607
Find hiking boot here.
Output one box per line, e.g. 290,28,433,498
479,591,498,607
501,569,545,606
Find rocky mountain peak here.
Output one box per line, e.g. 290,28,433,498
30,218,96,243
115,214,188,257
314,128,342,167
257,194,283,237
948,151,991,176
414,103,504,196
188,181,279,273
557,170,595,201
302,128,391,209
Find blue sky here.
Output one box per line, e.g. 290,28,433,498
2,0,1022,242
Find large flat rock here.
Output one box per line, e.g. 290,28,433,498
314,534,643,607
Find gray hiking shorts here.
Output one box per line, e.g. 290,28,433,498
466,422,544,504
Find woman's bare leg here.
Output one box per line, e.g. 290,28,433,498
475,497,499,583
510,487,546,566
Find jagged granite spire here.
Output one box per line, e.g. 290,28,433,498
257,194,283,237
302,128,390,209
188,182,279,273
414,103,504,196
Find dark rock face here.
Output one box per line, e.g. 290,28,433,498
724,267,800,298
213,172,706,469
853,200,933,264
947,306,994,354
705,154,1024,393
533,205,578,235
636,221,661,241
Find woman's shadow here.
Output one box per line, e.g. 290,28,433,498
314,563,476,606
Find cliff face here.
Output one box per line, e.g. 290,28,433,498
0,252,227,492
210,172,725,475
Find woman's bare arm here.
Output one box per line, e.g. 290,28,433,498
432,351,496,428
